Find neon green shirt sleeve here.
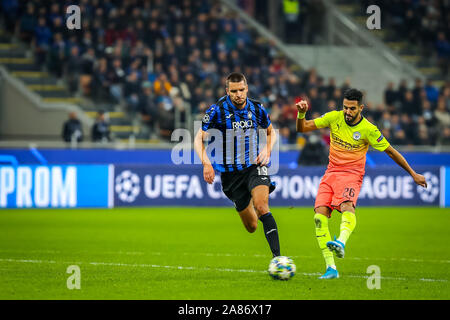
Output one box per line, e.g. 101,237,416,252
367,127,390,151
314,111,338,129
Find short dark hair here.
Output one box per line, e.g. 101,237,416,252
343,88,363,104
226,72,247,88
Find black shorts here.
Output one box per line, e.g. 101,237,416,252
221,165,272,212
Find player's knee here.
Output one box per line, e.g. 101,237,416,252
246,222,258,233
254,202,269,216
314,206,331,217
340,201,355,213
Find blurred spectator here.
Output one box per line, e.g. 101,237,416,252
139,81,157,132
108,58,126,103
65,46,82,93
297,132,328,165
435,32,450,76
399,113,416,144
92,57,110,102
283,0,301,43
402,90,422,116
62,112,83,143
437,127,450,146
308,87,326,114
124,72,141,113
48,32,65,77
91,111,110,142
434,99,450,128
1,0,18,33
425,79,440,104
325,77,336,100
384,82,398,106
327,100,337,112
34,16,52,66
416,127,433,145
391,129,408,146
156,98,175,141
397,80,408,104
18,2,36,42
154,73,172,96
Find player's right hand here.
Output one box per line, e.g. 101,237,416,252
296,100,309,114
203,163,215,184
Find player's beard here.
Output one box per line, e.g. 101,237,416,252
345,112,360,125
232,96,246,108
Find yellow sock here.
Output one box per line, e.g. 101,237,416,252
337,211,356,245
314,213,335,269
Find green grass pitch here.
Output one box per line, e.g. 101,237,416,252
0,207,449,299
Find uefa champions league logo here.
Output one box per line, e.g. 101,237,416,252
115,170,140,203
417,172,439,203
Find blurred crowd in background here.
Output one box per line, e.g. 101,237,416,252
0,0,449,147
359,0,450,77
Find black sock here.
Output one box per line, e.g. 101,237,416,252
259,212,280,257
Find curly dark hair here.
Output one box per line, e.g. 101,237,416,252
343,88,363,104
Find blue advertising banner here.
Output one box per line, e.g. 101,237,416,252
443,167,450,208
0,165,109,208
113,165,442,207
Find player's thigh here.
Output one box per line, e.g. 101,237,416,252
331,173,363,211
314,176,333,216
238,201,258,233
221,172,252,213
247,166,271,216
250,184,270,217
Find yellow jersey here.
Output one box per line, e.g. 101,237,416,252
314,110,390,174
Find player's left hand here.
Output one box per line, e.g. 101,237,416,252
413,173,427,188
256,147,270,166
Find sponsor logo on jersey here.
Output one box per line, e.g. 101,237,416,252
232,120,253,130
331,133,361,150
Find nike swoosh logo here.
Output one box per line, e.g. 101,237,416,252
261,177,268,180
266,229,277,235
226,113,233,118
316,235,327,237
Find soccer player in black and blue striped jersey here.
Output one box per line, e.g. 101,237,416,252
194,72,281,258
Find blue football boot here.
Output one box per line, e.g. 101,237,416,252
319,266,339,279
327,236,345,258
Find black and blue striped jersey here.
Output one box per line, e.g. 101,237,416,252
201,95,271,173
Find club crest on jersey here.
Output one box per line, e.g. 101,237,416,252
202,113,210,124
248,111,252,119
353,131,361,141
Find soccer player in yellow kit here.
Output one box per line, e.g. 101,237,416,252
296,88,428,279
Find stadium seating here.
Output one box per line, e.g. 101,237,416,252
335,0,449,83
0,0,448,146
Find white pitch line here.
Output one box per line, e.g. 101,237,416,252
1,249,449,264
180,252,450,264
0,258,447,283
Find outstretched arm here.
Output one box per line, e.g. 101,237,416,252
295,100,319,133
384,145,427,188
